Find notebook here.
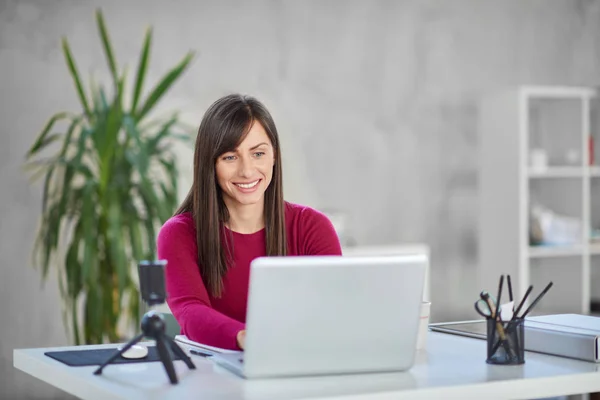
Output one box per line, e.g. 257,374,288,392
430,314,600,363
174,335,241,355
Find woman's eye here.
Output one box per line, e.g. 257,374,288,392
222,155,236,161
254,152,265,158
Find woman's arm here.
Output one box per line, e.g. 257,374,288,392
157,216,244,350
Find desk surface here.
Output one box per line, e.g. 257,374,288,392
13,331,600,400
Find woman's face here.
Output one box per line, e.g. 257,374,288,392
215,120,275,209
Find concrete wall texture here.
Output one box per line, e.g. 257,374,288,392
1,0,599,398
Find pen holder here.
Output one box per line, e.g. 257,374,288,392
486,317,525,365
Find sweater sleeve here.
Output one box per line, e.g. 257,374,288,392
157,216,245,350
300,207,343,256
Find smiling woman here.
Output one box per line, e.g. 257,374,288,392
157,94,342,350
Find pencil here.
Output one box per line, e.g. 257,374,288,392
520,282,554,319
512,285,533,321
507,275,514,302
495,275,504,319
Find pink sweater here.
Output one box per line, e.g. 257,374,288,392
157,202,342,350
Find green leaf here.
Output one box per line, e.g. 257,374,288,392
41,118,84,212
123,118,149,174
135,51,194,121
89,74,108,121
170,132,192,142
142,178,170,222
158,158,178,207
107,198,127,296
39,204,61,281
31,133,62,152
159,181,175,210
61,38,91,119
146,116,177,153
81,182,98,284
128,284,141,329
57,135,89,221
131,27,152,112
85,287,103,344
39,166,55,214
99,87,109,110
26,112,70,158
56,260,68,319
135,188,158,259
127,208,144,262
65,221,83,298
33,132,92,283
98,75,125,192
101,267,116,342
71,297,81,345
95,9,119,89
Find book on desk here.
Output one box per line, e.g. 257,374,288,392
430,313,600,363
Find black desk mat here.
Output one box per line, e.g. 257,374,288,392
45,345,183,366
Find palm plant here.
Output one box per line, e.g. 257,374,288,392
24,9,194,345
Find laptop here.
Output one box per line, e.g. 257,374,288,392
212,254,427,379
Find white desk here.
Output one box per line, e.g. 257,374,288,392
13,332,600,400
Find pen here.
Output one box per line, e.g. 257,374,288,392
519,281,554,319
507,275,513,303
495,275,504,320
511,285,533,321
190,349,214,358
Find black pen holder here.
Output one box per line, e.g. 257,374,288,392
486,317,525,365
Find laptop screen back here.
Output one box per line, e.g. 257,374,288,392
241,254,427,378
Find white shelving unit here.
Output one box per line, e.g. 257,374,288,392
479,85,598,315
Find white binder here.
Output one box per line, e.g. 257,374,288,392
525,314,600,363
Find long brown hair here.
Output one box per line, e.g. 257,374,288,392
175,94,286,297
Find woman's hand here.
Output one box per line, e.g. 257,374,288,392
236,330,246,349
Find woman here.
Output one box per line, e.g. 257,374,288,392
157,94,342,350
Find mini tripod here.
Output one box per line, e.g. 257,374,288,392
94,310,195,384
95,260,195,383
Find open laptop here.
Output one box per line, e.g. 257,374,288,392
212,254,427,379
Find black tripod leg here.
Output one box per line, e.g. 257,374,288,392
165,335,196,370
93,332,145,375
156,335,178,384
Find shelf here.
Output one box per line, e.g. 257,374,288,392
528,166,600,178
528,167,583,178
590,243,600,255
521,86,596,99
529,243,600,257
529,245,584,258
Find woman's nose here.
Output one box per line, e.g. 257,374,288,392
238,156,253,177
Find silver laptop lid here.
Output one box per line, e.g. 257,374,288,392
242,254,427,378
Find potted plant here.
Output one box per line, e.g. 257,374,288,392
24,9,194,345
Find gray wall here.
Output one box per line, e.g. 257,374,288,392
1,0,600,398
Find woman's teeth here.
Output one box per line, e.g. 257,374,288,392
236,180,259,189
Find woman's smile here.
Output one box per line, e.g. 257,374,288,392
234,179,261,192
